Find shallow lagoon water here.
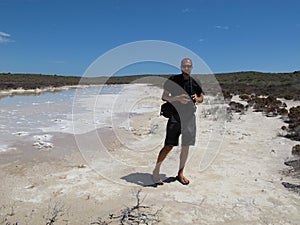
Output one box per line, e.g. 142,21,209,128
0,84,159,152
0,85,125,151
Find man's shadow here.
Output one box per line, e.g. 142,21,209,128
120,172,177,187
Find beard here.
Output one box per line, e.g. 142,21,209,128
182,70,191,76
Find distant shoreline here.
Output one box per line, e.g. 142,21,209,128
0,84,100,98
1,71,299,100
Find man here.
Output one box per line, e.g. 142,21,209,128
153,58,204,185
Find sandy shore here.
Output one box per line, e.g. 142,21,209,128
0,84,102,99
0,84,300,224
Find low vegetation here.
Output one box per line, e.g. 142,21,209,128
1,70,299,100
1,190,160,225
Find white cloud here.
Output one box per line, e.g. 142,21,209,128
181,8,193,13
0,31,14,43
215,25,229,30
198,38,205,42
0,31,10,37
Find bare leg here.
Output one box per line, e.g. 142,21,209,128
177,145,190,185
152,145,173,184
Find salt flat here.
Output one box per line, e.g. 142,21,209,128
0,84,299,224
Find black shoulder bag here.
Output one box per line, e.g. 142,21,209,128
160,102,175,118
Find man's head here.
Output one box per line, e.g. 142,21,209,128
180,58,193,75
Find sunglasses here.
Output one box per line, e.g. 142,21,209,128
181,65,192,68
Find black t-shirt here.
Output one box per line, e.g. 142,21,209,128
163,74,203,118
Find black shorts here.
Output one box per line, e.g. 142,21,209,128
164,114,196,146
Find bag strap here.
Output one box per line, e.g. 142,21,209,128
190,77,193,95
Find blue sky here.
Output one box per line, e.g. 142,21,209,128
0,0,299,76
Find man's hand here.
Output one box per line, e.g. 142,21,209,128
191,94,204,103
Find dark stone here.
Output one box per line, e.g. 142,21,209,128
282,182,300,193
229,101,246,113
292,145,300,156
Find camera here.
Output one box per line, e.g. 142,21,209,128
190,95,196,103
184,94,196,103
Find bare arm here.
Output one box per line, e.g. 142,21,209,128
162,90,191,104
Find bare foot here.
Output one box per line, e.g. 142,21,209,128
176,175,190,185
152,170,164,185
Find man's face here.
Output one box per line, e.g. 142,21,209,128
181,60,193,75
